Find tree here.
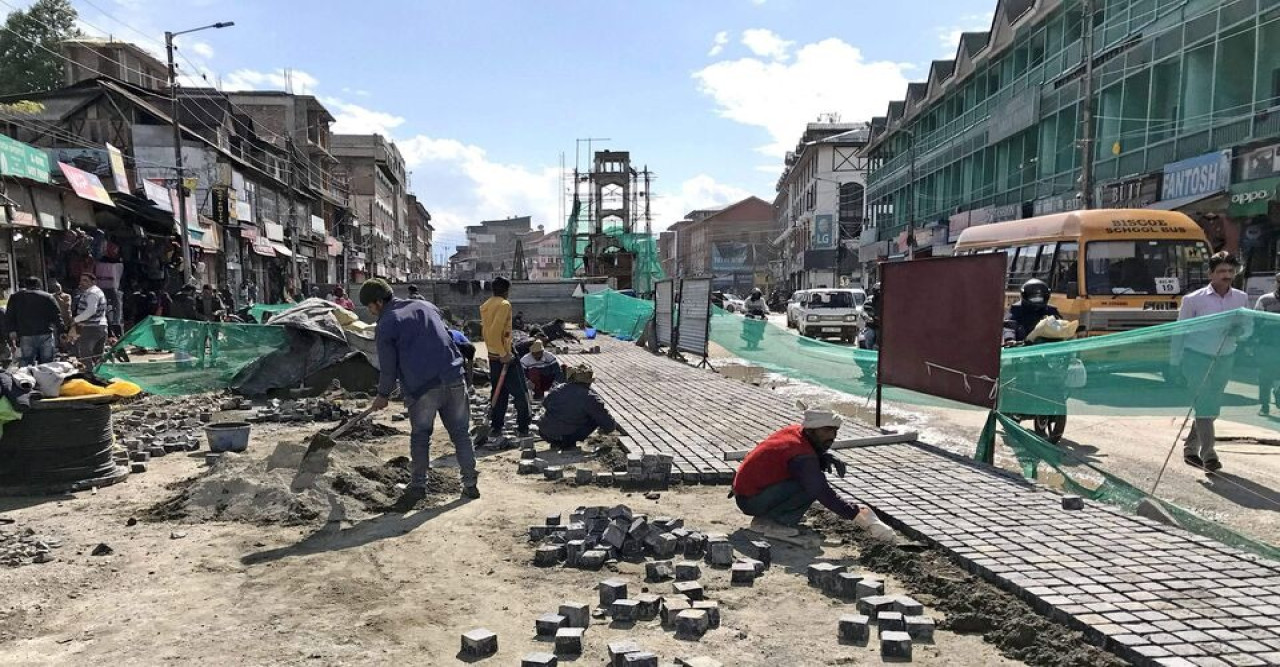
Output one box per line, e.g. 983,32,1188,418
0,0,82,97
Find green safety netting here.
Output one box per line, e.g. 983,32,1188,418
248,302,293,323
584,289,654,340
97,317,288,396
560,198,665,294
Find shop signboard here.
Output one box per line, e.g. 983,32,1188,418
58,162,114,207
947,211,972,242
265,222,285,241
106,143,130,193
1032,193,1083,216
1240,143,1280,181
143,179,173,212
310,215,326,235
0,135,50,183
1228,177,1280,218
211,188,232,225
1097,173,1161,209
991,203,1023,222
811,214,836,250
235,199,253,223
1161,150,1231,201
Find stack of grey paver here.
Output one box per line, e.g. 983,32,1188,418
530,505,702,569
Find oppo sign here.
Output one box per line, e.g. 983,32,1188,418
1232,189,1273,205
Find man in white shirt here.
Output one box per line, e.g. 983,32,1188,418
1171,252,1250,472
74,273,109,366
1253,272,1280,416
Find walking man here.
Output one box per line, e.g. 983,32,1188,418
1253,271,1280,416
73,273,109,366
480,276,530,438
1172,252,1251,473
6,277,62,366
361,279,479,501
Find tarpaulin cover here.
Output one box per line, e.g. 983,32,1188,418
97,317,287,395
230,298,377,396
584,289,653,340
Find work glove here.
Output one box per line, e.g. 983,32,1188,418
819,452,847,478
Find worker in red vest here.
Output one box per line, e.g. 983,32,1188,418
732,405,864,541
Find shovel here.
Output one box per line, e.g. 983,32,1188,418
290,405,377,492
471,359,509,446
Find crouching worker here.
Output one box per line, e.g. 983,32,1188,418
731,405,866,542
521,339,563,399
538,364,627,450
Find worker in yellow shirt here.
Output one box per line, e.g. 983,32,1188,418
480,276,531,439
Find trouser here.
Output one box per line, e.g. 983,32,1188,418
735,480,815,527
1181,351,1234,462
526,367,557,397
1258,356,1280,410
406,380,477,489
542,423,599,450
19,334,56,366
489,357,531,433
76,325,108,366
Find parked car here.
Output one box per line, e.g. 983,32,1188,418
785,290,811,328
722,293,745,313
795,288,866,343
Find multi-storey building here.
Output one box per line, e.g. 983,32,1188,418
659,197,774,293
863,0,1280,295
406,194,433,281
331,133,407,281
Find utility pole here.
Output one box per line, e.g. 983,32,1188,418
164,22,234,287
286,139,300,289
1079,0,1097,209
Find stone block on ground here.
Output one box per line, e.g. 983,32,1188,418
554,627,584,655
520,652,558,667
620,652,658,667
692,600,720,628
832,572,861,599
880,631,913,661
535,613,567,637
730,561,756,585
130,462,147,474
857,595,897,619
1062,494,1084,510
675,658,723,667
855,578,885,600
839,614,870,644
611,599,640,623
575,469,594,485
559,602,590,628
705,538,733,567
807,562,845,589
565,540,586,567
675,609,710,639
534,544,564,567
749,539,771,567
905,615,935,641
894,596,924,617
661,597,692,625
672,580,704,601
608,640,642,667
460,628,498,657
675,561,701,581
543,466,564,481
645,560,674,582
878,611,907,633
578,550,607,570
599,578,628,607
634,593,661,621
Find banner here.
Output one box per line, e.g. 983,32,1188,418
58,162,114,207
0,135,51,182
106,143,130,193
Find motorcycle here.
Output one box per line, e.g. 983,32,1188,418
1001,332,1083,444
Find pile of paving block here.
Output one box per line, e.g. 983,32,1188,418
0,525,62,567
468,392,545,449
113,399,215,473
245,396,351,423
807,562,935,661
518,448,673,490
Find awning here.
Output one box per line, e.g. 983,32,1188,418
1228,177,1280,218
1149,191,1221,211
270,242,293,257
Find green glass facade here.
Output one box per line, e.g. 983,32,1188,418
864,0,1280,255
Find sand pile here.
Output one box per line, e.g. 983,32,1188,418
148,441,458,526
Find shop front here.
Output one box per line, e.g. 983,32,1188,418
1228,176,1280,300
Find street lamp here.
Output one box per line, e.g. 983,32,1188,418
166,21,235,285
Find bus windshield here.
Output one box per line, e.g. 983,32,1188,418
810,291,860,308
1084,240,1212,296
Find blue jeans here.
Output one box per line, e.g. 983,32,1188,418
735,480,815,527
19,334,56,366
489,358,531,433
406,380,477,489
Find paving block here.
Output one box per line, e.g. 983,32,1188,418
574,469,594,485
858,595,897,619
684,532,707,559
529,525,551,541
543,466,564,481
750,540,771,567
839,614,871,644
855,578,885,601
649,532,679,559
599,579,628,607
675,561,702,581
740,557,765,576
646,560,675,582
880,631,913,660
895,596,924,617
518,461,540,475
534,544,564,567
607,640,642,667
555,601,589,628
634,593,662,621
578,550,608,570
807,562,845,589
565,540,586,567
1061,494,1085,510
611,599,640,622
832,572,861,600
905,615,935,641
878,611,907,633
520,448,538,460
673,580,704,601
535,613,567,637
730,561,757,585
460,628,498,657
545,512,561,526
676,609,710,639
705,539,734,567
129,450,150,463
662,597,692,625
520,652,558,667
692,600,721,629
554,626,584,655
621,652,658,667
147,445,166,458
130,462,147,474
603,524,627,549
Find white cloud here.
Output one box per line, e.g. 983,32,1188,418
741,28,793,61
708,31,729,57
653,174,754,229
325,99,406,135
221,68,320,94
936,12,994,55
189,41,215,59
694,34,912,156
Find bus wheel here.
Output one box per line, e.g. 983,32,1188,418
1033,415,1067,444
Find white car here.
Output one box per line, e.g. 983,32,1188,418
722,294,745,313
795,288,866,343
785,290,811,328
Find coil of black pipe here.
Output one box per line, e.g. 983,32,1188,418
0,397,120,489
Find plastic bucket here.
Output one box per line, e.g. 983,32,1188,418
205,422,251,453
585,327,597,340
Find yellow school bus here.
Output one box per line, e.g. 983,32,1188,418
954,209,1213,336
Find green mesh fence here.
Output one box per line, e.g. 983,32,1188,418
584,289,653,340
248,302,293,323
560,198,666,294
97,316,288,395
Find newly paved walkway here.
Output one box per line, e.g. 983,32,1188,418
590,337,1280,666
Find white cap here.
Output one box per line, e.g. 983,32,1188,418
797,400,843,430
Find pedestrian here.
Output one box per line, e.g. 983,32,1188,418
330,287,355,310
5,277,62,367
731,405,866,541
520,339,563,400
513,310,525,331
196,284,226,322
73,273,109,365
1253,272,1280,417
480,276,531,439
361,278,479,501
169,284,199,320
1172,251,1251,473
537,363,625,450
407,284,427,301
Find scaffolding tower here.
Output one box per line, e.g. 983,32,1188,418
561,147,663,294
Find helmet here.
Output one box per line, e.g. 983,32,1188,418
750,288,762,298
1020,279,1050,305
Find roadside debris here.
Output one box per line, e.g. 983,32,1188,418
0,526,62,566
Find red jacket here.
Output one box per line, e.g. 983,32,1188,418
733,425,815,497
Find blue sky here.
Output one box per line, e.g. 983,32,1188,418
50,0,995,257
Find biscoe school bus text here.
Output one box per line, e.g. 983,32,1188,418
1105,219,1186,233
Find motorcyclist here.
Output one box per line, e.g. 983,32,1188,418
859,283,882,350
744,288,768,318
1004,279,1060,344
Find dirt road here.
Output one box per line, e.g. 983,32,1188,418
0,404,1032,666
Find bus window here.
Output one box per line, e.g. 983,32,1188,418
1010,245,1041,287
1084,240,1212,296
1032,243,1057,280
1053,242,1079,292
